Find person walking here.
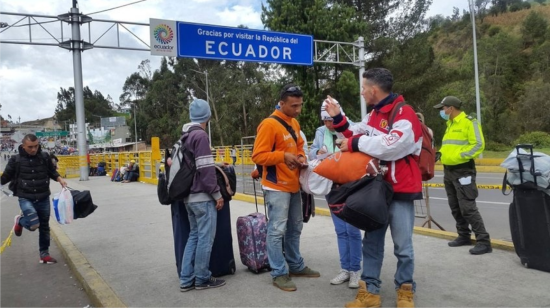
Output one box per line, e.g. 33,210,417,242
252,84,320,292
325,68,422,307
433,96,491,255
230,146,237,166
179,98,226,291
309,100,362,289
1,134,68,264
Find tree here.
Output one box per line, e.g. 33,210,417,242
55,86,116,127
517,79,550,132
521,11,548,47
475,0,491,23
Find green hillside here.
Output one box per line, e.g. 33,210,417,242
411,3,550,149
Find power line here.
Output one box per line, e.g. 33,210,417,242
86,0,149,16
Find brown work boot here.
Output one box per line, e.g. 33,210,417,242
396,283,414,308
345,280,381,308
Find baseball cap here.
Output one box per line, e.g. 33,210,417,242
433,96,463,109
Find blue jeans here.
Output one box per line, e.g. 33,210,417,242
265,190,305,278
361,199,416,294
179,200,217,286
123,171,138,181
18,197,51,253
330,211,362,272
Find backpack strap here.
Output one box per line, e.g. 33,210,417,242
214,165,234,196
380,101,408,166
269,115,298,143
387,101,407,131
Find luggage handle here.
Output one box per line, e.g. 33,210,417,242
252,178,268,219
515,144,542,186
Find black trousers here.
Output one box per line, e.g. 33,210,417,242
443,165,491,245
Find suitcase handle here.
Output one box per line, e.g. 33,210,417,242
515,144,534,156
515,144,542,185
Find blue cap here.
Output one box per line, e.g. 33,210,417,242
189,99,211,123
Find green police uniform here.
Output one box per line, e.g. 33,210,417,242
440,111,491,245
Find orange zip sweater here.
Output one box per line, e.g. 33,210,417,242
252,110,305,193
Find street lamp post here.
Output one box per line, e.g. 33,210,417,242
469,0,483,158
190,69,212,148
133,102,138,151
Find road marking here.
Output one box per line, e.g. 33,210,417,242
314,195,510,205
423,183,503,190
429,197,509,205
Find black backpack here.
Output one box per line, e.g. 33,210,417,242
157,170,171,205
166,126,202,202
215,164,236,201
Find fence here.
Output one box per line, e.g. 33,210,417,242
56,145,501,230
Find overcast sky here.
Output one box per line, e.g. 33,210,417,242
0,0,470,123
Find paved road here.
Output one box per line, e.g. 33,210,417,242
46,177,550,307
235,170,515,242
0,189,91,307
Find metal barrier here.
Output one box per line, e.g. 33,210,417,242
414,186,445,230
59,151,163,184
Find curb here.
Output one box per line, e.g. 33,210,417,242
50,223,126,308
232,193,515,253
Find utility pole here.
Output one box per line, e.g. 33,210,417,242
190,69,212,148
357,36,366,118
205,70,212,148
469,0,483,158
134,102,138,151
63,0,91,180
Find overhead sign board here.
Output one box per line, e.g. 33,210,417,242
150,19,313,66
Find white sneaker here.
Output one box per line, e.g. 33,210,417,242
348,270,361,289
330,269,350,285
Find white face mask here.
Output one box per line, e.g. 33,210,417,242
440,109,450,121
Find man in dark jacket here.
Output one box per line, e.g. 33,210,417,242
1,134,67,264
178,99,226,292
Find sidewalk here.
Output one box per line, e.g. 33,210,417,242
8,176,550,307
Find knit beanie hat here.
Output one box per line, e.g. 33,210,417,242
189,99,211,123
320,99,344,120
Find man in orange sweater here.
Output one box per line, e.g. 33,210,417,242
252,84,320,292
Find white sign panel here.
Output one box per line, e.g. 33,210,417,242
150,18,177,57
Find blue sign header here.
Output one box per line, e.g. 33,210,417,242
177,22,313,66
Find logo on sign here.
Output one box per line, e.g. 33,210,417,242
154,24,174,44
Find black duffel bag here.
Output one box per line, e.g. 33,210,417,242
70,189,98,219
327,174,393,231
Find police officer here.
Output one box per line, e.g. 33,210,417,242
434,96,492,255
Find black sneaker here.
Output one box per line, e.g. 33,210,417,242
469,243,492,255
448,236,473,247
180,284,195,292
195,277,226,290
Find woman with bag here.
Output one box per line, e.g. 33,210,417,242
309,100,362,289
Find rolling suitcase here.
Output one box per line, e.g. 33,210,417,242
236,179,271,273
110,168,119,181
171,200,236,278
506,144,550,272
